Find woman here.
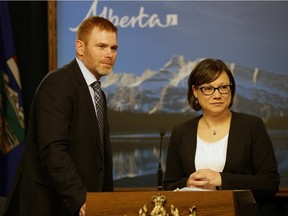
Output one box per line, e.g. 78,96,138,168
163,58,279,204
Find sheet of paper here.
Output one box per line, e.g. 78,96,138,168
173,187,212,192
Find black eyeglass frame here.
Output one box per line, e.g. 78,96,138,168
197,84,232,96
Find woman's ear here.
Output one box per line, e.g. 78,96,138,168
192,85,198,98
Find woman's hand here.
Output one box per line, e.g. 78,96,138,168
187,169,222,189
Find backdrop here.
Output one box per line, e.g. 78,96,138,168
56,0,288,188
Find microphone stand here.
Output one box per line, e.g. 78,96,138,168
158,128,166,191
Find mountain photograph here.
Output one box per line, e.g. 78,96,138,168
103,56,287,126
101,56,288,186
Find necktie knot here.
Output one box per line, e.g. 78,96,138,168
91,81,101,92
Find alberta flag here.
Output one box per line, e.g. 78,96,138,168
0,2,25,155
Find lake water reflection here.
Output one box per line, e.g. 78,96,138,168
111,133,169,180
111,130,288,187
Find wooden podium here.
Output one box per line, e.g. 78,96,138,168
86,190,258,216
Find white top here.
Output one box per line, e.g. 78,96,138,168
195,134,228,172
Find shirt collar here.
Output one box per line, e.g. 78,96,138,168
76,57,97,86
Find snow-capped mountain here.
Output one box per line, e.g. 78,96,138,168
102,55,288,120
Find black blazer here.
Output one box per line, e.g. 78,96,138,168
2,59,113,216
164,111,279,202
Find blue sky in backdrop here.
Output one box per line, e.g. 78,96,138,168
57,1,288,75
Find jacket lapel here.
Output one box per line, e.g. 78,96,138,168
71,59,105,157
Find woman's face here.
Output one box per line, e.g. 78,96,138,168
193,71,232,115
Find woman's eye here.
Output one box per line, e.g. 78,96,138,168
204,87,213,91
220,85,228,90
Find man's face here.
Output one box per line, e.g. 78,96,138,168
77,27,118,79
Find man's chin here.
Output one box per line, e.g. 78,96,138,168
99,69,113,77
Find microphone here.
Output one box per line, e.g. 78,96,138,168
158,128,166,191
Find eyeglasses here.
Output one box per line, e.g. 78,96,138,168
197,84,232,96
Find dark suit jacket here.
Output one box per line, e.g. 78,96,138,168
2,59,113,216
163,111,279,202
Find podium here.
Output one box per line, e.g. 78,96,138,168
86,190,258,216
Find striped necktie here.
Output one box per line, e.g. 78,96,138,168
91,81,104,146
91,81,105,190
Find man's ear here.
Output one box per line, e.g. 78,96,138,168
75,39,84,56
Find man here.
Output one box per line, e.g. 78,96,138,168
2,16,118,216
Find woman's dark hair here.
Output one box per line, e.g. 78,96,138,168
187,58,236,111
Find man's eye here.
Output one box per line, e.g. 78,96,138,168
97,44,106,49
111,46,118,51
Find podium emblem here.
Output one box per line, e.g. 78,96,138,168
138,194,196,216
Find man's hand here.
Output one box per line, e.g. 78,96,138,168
79,202,86,216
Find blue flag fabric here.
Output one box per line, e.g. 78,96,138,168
0,2,25,155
